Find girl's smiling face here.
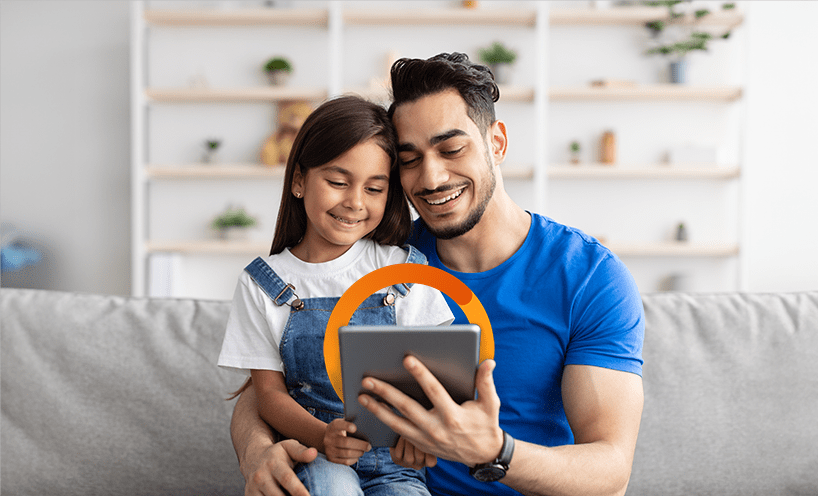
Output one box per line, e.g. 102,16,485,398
290,138,391,263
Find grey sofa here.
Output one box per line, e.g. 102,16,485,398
2,288,817,495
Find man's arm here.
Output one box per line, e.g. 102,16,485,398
359,357,643,496
230,380,318,496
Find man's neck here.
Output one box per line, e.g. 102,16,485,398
435,192,531,274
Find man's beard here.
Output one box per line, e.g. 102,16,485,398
418,148,496,241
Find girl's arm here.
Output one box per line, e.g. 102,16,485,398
251,369,329,452
250,369,371,465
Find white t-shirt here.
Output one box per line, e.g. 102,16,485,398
218,239,454,375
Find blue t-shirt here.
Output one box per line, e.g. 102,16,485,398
408,212,644,496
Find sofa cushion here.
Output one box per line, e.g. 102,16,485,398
1,289,246,495
630,291,818,496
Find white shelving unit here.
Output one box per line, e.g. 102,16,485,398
131,1,547,298
131,1,744,298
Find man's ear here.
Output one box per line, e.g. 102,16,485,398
488,120,508,166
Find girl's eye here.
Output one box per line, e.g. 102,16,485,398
366,187,384,194
327,180,346,187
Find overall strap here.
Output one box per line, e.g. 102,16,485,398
392,244,428,297
244,257,298,307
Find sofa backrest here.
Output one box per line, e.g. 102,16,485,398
3,289,817,495
631,291,818,495
1,289,246,496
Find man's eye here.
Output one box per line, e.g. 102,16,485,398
400,157,419,168
442,147,464,156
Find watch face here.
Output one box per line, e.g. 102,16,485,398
473,465,506,483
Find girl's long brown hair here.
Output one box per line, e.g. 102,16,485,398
269,95,411,256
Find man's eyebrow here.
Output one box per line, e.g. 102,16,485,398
398,129,468,152
323,165,388,182
430,129,468,146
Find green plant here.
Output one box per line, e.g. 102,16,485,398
643,2,734,59
478,42,517,65
211,206,257,230
264,56,293,73
204,139,221,150
570,141,581,153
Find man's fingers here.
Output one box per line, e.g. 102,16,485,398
280,439,318,464
402,355,459,411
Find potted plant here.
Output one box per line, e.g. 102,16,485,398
263,56,293,86
202,138,221,163
478,41,517,85
211,206,257,240
643,1,735,84
569,140,581,165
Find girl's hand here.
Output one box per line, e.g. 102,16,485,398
323,418,371,465
390,436,438,470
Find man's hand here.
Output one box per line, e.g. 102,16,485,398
391,436,438,470
323,418,372,465
358,356,504,467
243,438,317,496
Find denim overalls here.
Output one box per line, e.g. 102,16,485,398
244,246,431,496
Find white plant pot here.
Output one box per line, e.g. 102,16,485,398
267,70,291,86
217,227,250,241
490,63,512,85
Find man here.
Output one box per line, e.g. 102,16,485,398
230,52,645,496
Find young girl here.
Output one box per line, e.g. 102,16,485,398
218,95,453,496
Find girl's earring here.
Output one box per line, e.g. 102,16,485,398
294,191,302,198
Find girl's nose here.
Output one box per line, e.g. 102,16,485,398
344,188,364,210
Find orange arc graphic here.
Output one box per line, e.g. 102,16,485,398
324,263,494,402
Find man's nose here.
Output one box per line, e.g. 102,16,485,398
417,155,450,191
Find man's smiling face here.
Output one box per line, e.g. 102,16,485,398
393,89,496,240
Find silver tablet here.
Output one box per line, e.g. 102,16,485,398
338,324,481,447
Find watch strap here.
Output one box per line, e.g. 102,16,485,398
496,429,515,468
469,430,515,482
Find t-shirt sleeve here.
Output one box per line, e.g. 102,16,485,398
217,274,285,374
564,253,645,376
396,283,455,327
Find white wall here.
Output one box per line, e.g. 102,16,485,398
1,0,132,295
1,0,816,297
742,0,818,292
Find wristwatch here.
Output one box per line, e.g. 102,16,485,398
469,430,515,482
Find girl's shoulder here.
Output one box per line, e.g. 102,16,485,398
362,240,417,268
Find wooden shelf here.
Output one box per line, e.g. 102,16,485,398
146,240,269,255
550,6,744,29
145,164,285,179
350,84,534,103
606,242,739,258
144,8,329,26
501,166,535,180
344,8,536,26
145,164,534,181
145,87,328,103
549,165,740,180
145,240,737,258
144,6,742,29
550,85,742,102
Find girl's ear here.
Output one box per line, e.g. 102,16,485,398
291,166,305,198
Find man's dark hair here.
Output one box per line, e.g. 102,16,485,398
387,52,500,134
